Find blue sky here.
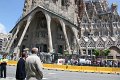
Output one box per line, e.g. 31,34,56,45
0,0,120,33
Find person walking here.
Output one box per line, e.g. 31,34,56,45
0,55,8,78
16,52,26,80
26,47,43,80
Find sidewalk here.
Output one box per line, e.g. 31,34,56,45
0,77,16,80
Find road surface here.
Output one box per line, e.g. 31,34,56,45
1,66,120,80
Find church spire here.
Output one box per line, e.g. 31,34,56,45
23,0,32,16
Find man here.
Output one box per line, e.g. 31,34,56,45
16,52,26,80
26,47,43,80
0,55,8,78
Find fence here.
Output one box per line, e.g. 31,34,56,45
7,60,120,74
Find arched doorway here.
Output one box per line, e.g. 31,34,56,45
50,18,65,54
21,11,48,52
109,46,120,59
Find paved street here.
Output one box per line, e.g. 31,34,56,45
1,66,120,80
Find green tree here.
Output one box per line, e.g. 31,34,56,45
103,49,110,60
93,49,100,58
103,49,110,56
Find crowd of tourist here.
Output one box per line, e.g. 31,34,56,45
37,52,120,67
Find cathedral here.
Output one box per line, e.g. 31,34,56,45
6,0,120,59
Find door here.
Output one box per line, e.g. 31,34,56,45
58,45,63,54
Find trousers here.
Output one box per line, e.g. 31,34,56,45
1,65,6,78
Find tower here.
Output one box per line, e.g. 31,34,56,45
23,0,44,16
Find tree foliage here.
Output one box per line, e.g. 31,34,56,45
103,49,110,56
93,49,100,57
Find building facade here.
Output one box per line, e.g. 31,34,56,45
6,0,120,59
0,33,11,53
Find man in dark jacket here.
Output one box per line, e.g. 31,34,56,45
16,52,26,80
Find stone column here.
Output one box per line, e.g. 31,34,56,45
91,49,92,57
45,13,53,53
14,15,32,60
108,31,110,36
6,23,22,53
71,26,83,55
58,0,61,7
81,30,84,37
86,44,88,58
116,22,119,36
99,31,101,36
113,24,117,36
60,19,71,54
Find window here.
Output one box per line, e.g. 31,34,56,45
35,32,39,38
57,26,62,31
106,40,113,47
41,32,46,38
116,56,120,59
0,41,2,43
80,41,86,47
41,19,47,29
57,34,64,40
97,41,104,48
61,0,65,6
52,0,58,3
0,39,2,41
61,0,68,6
116,40,120,47
4,38,7,41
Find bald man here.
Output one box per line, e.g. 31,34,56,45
25,47,43,80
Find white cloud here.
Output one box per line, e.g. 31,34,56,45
0,23,7,34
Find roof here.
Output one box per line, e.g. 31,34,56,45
10,5,78,33
93,37,99,42
111,37,116,41
84,37,89,42
101,37,107,41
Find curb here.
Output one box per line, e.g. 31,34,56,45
43,67,120,75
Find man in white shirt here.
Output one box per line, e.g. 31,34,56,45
26,47,43,80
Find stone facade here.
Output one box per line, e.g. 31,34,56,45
0,33,12,53
6,0,120,59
